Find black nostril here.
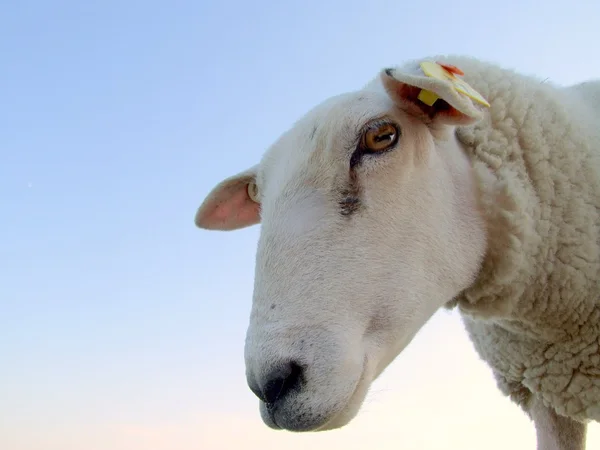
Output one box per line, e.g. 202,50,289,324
255,361,303,405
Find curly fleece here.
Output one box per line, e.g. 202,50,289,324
436,56,600,423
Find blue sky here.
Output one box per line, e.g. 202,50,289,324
1,1,600,449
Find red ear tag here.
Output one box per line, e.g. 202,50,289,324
437,62,465,76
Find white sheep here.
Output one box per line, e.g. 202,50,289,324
194,55,600,450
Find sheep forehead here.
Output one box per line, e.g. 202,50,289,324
258,87,395,194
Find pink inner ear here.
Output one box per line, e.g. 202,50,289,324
196,179,261,231
212,184,260,227
397,84,457,120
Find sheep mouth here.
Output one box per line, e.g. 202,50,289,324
314,356,371,431
258,355,372,432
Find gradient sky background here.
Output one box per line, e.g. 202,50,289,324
2,1,600,449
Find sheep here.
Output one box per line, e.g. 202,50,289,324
194,55,600,450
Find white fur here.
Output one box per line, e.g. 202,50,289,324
194,56,600,449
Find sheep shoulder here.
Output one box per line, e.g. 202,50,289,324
437,56,600,422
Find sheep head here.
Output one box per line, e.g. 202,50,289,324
195,60,489,432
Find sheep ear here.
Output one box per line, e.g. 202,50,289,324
381,61,489,126
195,165,261,231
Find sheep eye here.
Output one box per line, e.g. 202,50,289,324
361,122,399,153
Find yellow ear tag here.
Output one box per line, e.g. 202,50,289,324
417,89,439,106
418,61,490,108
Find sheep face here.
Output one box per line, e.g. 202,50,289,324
195,64,488,432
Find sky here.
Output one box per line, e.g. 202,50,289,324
1,0,600,449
